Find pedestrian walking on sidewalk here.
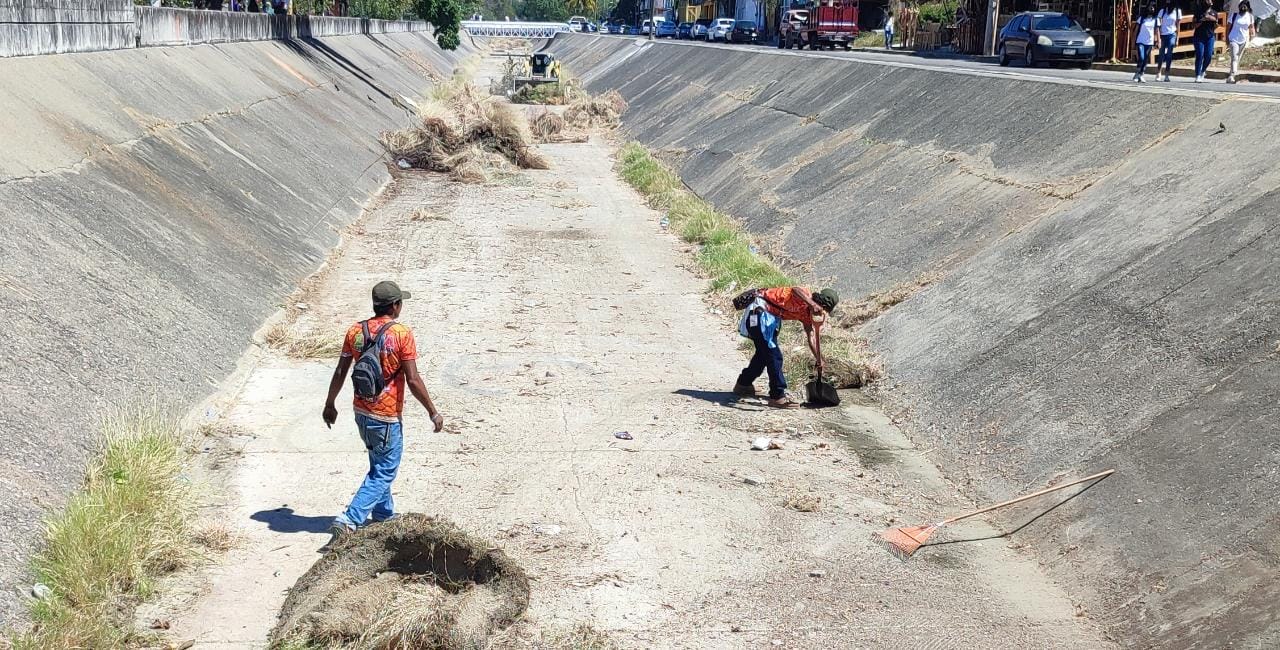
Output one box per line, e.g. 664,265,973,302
734,286,839,409
884,12,895,49
322,281,444,546
1192,0,1220,82
1155,0,1183,81
1226,1,1256,83
1134,4,1159,82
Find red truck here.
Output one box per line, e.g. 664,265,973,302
777,0,859,50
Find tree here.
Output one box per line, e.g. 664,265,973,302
414,0,465,49
521,0,569,20
567,0,597,16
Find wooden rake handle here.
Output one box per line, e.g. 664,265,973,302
941,469,1115,526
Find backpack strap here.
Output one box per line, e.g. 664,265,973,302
360,320,398,353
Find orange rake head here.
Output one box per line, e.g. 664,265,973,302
876,524,939,560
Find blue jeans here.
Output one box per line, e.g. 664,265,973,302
335,414,402,528
1158,33,1176,71
738,316,786,399
1193,35,1215,76
1135,42,1152,76
884,30,893,49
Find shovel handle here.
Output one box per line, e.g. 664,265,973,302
941,469,1115,526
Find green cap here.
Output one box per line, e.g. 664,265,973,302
814,288,840,312
372,281,411,306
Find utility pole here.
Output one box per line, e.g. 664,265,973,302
983,0,999,55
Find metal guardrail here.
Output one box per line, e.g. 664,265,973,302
461,20,569,37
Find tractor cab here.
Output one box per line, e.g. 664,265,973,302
529,53,557,78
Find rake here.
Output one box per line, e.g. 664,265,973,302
876,469,1115,559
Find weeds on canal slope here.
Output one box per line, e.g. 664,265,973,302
10,408,194,649
616,142,883,388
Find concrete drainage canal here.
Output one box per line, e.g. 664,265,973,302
270,514,529,649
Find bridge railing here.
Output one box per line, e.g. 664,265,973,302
461,20,569,37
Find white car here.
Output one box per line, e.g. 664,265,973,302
568,20,583,32
707,18,735,41
642,18,666,35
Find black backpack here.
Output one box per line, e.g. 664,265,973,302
732,288,783,311
351,320,397,400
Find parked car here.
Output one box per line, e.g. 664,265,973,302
693,18,713,39
608,21,628,34
778,2,858,50
997,12,1095,68
707,17,735,41
729,19,759,43
568,20,584,32
656,19,678,37
642,18,667,35
677,21,694,39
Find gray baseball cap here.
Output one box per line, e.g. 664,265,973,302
371,281,411,306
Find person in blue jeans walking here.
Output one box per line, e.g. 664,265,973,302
884,13,895,49
322,281,444,546
1155,0,1183,81
1191,0,1219,82
1133,3,1158,82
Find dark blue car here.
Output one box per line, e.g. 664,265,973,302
677,21,694,38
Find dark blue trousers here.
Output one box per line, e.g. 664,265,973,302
737,318,786,399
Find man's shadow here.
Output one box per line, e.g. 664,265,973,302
250,507,332,534
673,389,766,410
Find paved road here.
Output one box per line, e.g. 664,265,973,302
597,34,1280,100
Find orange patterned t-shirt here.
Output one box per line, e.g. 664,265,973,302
341,316,418,422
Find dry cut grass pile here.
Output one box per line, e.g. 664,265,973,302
564,90,627,130
381,85,549,184
271,514,529,650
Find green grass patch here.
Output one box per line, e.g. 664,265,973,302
616,142,883,388
10,408,194,649
617,142,793,293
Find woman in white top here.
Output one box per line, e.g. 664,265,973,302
1226,0,1257,83
1133,4,1159,82
1154,0,1183,81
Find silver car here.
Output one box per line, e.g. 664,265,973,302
707,17,735,41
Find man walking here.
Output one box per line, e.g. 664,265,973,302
734,286,839,409
322,281,444,544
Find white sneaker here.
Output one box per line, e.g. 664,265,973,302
1138,75,1146,83
1226,76,1237,84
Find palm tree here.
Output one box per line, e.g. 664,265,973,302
567,0,598,15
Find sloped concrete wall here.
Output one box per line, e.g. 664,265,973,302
0,31,469,623
551,34,1280,648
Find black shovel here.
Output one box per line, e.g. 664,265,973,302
804,336,840,407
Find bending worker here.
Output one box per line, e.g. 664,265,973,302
734,286,839,409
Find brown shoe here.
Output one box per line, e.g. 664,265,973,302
733,383,758,396
767,397,801,409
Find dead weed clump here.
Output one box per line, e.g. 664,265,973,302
271,514,529,650
543,622,619,649
263,322,343,360
564,90,627,130
381,85,548,184
837,272,942,329
530,110,565,140
784,490,824,513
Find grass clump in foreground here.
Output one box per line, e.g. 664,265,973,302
12,409,193,649
616,142,883,388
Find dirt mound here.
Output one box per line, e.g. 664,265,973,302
380,86,549,183
271,514,529,649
